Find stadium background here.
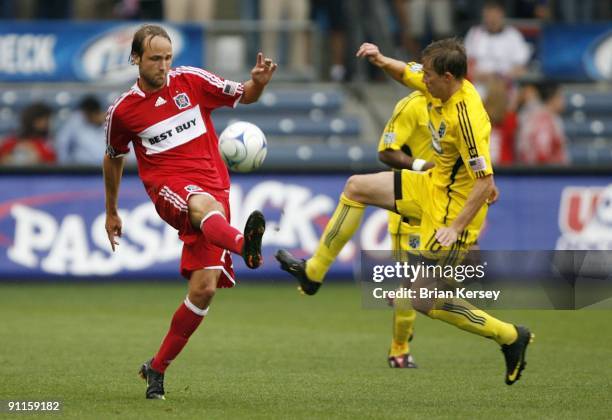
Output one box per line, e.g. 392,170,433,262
1,1,611,418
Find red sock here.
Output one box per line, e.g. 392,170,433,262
151,299,206,373
200,211,244,254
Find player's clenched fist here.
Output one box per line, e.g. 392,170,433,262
105,213,122,252
251,52,277,86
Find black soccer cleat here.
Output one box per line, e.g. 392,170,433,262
242,210,266,269
138,359,165,400
501,325,534,385
388,353,418,369
275,249,322,295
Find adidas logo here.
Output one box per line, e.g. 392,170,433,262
155,97,166,107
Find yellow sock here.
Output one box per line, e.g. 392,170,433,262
427,298,518,345
305,194,366,282
390,297,416,357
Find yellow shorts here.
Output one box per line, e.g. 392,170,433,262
393,170,487,263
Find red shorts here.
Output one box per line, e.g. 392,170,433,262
147,179,235,288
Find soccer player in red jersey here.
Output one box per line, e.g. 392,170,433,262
103,24,277,400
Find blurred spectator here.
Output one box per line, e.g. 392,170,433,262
391,0,421,60
484,79,517,165
512,0,551,19
516,82,569,165
36,0,71,19
56,96,106,165
73,0,115,19
344,0,396,81
404,0,454,45
115,0,163,20
260,0,309,71
310,0,348,81
464,0,531,98
0,103,56,165
163,0,214,22
556,0,594,23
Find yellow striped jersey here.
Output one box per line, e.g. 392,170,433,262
401,62,493,216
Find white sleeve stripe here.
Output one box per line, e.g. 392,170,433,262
173,66,244,96
180,66,224,85
176,66,224,85
105,91,131,146
177,68,225,89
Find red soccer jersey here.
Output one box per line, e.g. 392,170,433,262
105,66,244,190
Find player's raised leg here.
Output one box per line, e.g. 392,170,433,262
276,172,396,294
189,194,265,269
141,268,220,399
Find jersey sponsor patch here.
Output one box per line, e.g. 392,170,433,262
383,132,396,147
173,93,191,109
222,80,239,96
137,105,207,155
468,156,487,172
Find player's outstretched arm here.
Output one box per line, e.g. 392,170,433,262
103,154,125,251
436,175,494,247
240,52,278,104
356,43,407,84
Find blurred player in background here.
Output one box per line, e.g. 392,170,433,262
103,24,276,400
377,91,434,369
277,38,532,385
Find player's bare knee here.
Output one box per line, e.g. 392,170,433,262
188,195,225,229
344,175,365,201
189,282,217,308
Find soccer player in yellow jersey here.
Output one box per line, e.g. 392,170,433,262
377,91,434,369
276,38,533,385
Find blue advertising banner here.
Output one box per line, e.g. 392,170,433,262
0,174,611,281
0,22,203,83
541,23,612,80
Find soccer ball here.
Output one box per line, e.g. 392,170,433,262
218,121,267,172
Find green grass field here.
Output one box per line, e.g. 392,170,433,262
1,282,611,419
